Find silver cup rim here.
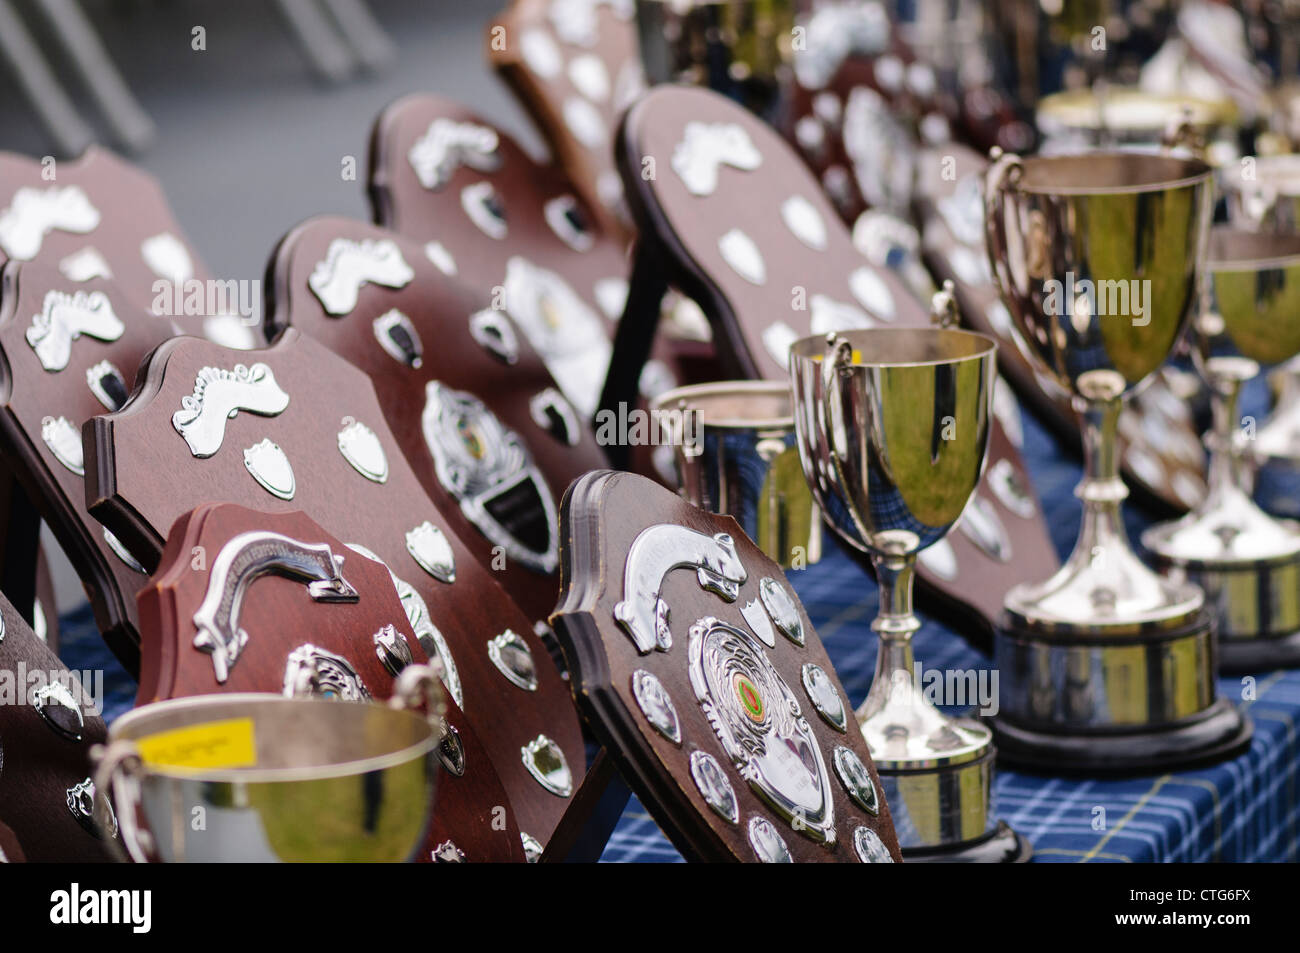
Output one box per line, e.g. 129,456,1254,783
649,380,793,430
106,692,439,784
788,327,997,369
1009,151,1213,196
1036,85,1237,133
1208,226,1300,271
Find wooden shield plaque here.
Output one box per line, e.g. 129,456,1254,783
84,328,586,851
552,470,902,863
0,821,22,862
0,262,180,670
913,143,1207,515
0,147,259,348
0,590,113,861
265,214,609,625
607,84,1058,650
489,0,646,241
367,93,672,420
137,502,527,862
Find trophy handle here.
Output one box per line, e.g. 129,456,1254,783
982,147,1022,302
1160,107,1205,158
818,333,874,550
390,662,458,775
930,279,959,328
669,398,707,507
92,740,152,863
390,661,446,721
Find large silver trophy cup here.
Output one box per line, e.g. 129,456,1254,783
790,326,1029,862
983,150,1251,772
1144,229,1300,671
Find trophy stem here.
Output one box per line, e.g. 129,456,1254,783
1142,356,1300,671
1066,388,1148,582
857,549,1024,860
1205,361,1254,504
1076,388,1127,508
870,550,921,640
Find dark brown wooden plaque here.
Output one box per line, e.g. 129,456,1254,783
0,821,23,862
0,148,251,344
552,470,902,862
489,0,646,242
138,502,527,862
367,93,706,421
607,84,1058,650
265,214,610,625
84,328,586,851
913,143,1207,515
0,589,113,861
0,262,180,670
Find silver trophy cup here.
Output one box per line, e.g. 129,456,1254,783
92,667,443,862
790,326,1028,862
651,380,823,570
983,148,1251,772
1143,228,1300,671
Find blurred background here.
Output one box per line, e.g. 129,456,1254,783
0,1,539,282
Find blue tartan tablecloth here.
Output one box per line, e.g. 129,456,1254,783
61,386,1299,863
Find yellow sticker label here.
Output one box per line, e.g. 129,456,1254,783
136,717,257,770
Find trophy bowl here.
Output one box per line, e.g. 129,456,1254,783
92,668,443,862
1221,154,1300,516
650,380,823,569
789,326,1029,863
1223,153,1300,234
1143,228,1300,671
983,149,1251,772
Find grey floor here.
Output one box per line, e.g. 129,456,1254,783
0,0,553,609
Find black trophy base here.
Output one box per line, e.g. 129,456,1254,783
991,699,1253,777
901,821,1032,864
1219,628,1300,674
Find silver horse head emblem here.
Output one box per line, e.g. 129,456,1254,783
407,118,503,191
613,524,747,654
0,185,100,260
671,122,763,197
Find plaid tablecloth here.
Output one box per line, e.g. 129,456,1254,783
63,386,1298,863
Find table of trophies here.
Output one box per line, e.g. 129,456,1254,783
13,0,1300,867
59,392,1295,864
596,402,1299,864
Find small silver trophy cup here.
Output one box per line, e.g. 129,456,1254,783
651,380,823,570
93,667,444,862
1144,228,1300,671
1221,155,1300,518
983,149,1252,772
790,326,1029,862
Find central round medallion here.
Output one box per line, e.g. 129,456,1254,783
734,673,765,723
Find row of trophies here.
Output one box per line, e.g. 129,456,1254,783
0,0,1298,864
